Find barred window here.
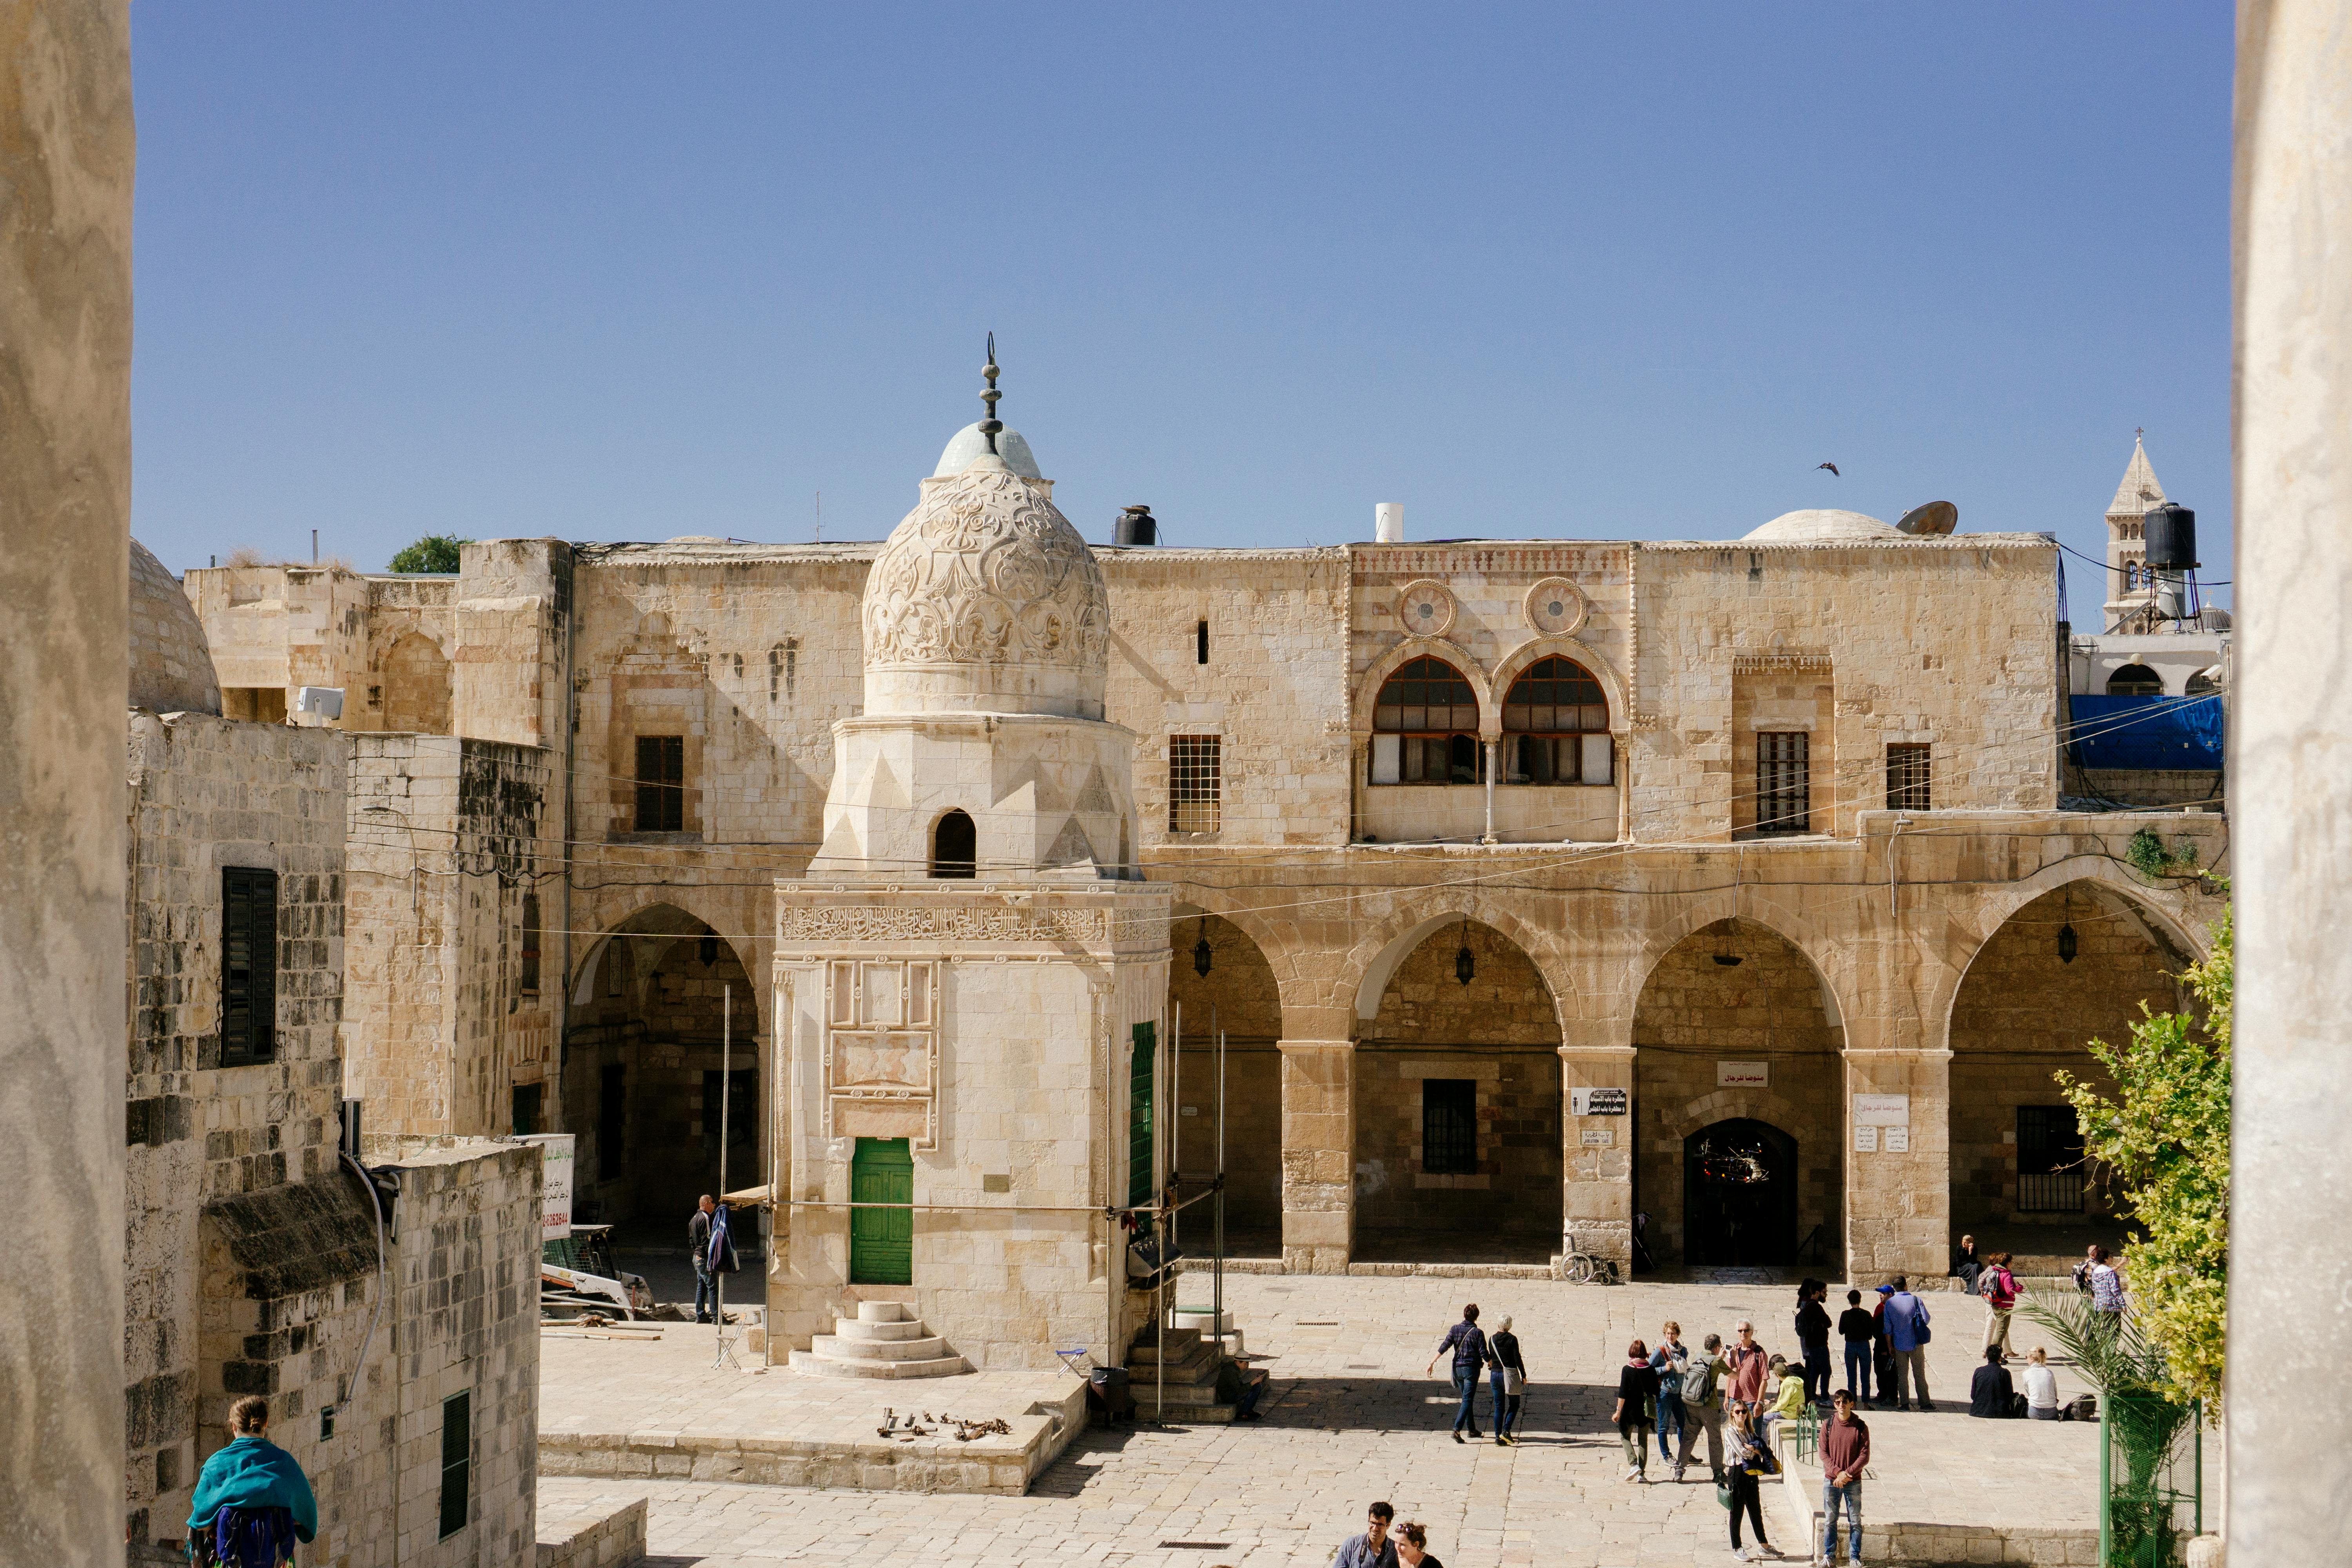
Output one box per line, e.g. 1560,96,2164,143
1421,1079,1478,1175
1502,656,1613,785
1886,743,1931,812
519,892,541,995
1370,657,1482,785
1755,732,1810,835
220,867,278,1066
2016,1104,2085,1213
633,735,685,832
1170,735,1221,834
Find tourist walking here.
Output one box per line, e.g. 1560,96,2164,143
1980,1251,2019,1361
1392,1521,1443,1568
1869,1285,1899,1409
1837,1288,1878,1405
1818,1389,1870,1567
1794,1279,1833,1403
1882,1276,1934,1412
2023,1347,2062,1420
1487,1314,1527,1445
187,1397,317,1568
1615,1338,1661,1482
1970,1343,2017,1418
1724,1401,1780,1560
1727,1319,1771,1408
1951,1233,1983,1294
1426,1303,1489,1441
2087,1247,2128,1337
1651,1321,1691,1473
1676,1332,1731,1483
1331,1502,1399,1568
689,1193,718,1323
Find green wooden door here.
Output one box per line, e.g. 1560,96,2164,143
849,1137,914,1285
1127,1022,1156,1208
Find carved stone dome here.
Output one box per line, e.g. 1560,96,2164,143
861,452,1110,719
129,539,221,715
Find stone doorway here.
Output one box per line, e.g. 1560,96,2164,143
1165,909,1285,1256
1682,1118,1799,1266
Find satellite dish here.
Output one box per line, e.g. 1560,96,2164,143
1896,501,1958,536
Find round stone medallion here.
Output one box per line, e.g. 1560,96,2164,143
1524,577,1588,637
1396,579,1456,639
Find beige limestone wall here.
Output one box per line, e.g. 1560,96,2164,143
0,6,134,1555
185,566,373,723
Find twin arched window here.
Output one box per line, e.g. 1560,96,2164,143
1368,654,1613,786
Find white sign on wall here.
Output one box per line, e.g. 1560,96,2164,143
1571,1087,1629,1116
1581,1128,1613,1147
1716,1062,1769,1088
1852,1094,1911,1127
518,1133,574,1240
1882,1125,1911,1153
1854,1125,1879,1153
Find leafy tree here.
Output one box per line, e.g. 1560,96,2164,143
2054,900,2231,1414
388,534,468,573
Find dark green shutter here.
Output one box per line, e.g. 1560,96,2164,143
849,1137,914,1285
437,1389,470,1539
221,867,278,1066
1127,1022,1156,1208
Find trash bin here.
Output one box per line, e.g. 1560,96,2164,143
1089,1365,1135,1421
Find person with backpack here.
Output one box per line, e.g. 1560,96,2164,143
1649,1320,1690,1472
1980,1251,2020,1362
1793,1278,1833,1404
1818,1389,1871,1568
1674,1332,1731,1484
1837,1287,1879,1405
1883,1275,1934,1412
187,1397,316,1568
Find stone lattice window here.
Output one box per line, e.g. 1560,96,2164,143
437,1389,470,1539
1502,656,1612,785
220,866,278,1067
1370,657,1481,785
633,735,686,832
1169,734,1221,833
1421,1079,1478,1175
1886,743,1932,812
1755,732,1810,835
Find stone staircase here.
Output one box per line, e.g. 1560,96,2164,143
789,1301,967,1379
1123,1322,1239,1423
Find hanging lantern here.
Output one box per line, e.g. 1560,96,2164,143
699,935,719,969
1192,919,1213,980
2057,924,2078,964
1455,927,1475,987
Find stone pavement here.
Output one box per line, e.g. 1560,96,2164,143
539,1273,2200,1566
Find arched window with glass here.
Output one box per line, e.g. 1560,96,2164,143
1501,656,1613,785
1369,656,1482,784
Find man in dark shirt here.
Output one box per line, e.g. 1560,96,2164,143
1970,1344,2017,1418
1330,1500,1399,1568
1425,1303,1488,1441
688,1194,716,1323
1818,1389,1871,1567
1837,1288,1879,1407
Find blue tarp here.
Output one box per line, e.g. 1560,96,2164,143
2067,693,2225,770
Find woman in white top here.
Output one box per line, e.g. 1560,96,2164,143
2024,1346,2062,1420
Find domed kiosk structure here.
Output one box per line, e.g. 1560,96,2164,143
771,349,1176,1388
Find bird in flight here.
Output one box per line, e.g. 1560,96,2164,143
1817,462,1840,476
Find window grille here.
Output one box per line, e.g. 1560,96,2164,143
1886,743,1932,812
1370,657,1482,784
1169,735,1222,833
221,867,279,1066
1421,1079,1478,1175
1756,732,1810,835
2107,664,2163,696
2017,1104,2086,1212
1501,656,1612,784
437,1390,470,1539
519,893,541,995
633,735,685,832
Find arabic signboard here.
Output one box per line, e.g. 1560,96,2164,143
1852,1094,1910,1127
1570,1087,1629,1116
518,1133,574,1240
1716,1062,1769,1088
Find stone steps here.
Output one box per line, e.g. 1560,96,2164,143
1124,1324,1238,1424
790,1301,968,1380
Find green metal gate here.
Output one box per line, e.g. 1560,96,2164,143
849,1136,913,1285
1127,1022,1156,1208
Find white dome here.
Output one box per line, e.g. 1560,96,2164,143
862,454,1108,719
1744,508,1904,543
129,539,220,715
933,423,1042,480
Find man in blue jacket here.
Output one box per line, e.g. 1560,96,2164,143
1883,1275,1935,1412
187,1396,318,1566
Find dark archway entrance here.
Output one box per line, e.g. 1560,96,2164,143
1682,1118,1798,1266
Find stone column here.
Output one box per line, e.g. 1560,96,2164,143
1279,1040,1353,1274
1840,1048,1950,1284
0,3,134,1558
2231,2,2352,1551
1558,1036,1634,1271
1481,738,1499,843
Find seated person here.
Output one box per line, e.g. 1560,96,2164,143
1759,1354,1807,1444
1969,1343,2018,1418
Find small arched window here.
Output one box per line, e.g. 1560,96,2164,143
2106,663,2163,696
1370,657,1481,785
931,809,977,878
1501,656,1612,785
2123,561,2140,591
2185,669,2221,697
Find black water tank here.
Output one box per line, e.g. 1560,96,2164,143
2144,503,2197,571
1114,505,1157,547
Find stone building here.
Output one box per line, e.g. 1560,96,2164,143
124,542,543,1565
187,386,2228,1301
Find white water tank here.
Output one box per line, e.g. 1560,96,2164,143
1375,503,1404,543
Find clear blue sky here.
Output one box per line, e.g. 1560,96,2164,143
132,4,2234,605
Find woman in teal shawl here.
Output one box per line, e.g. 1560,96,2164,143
187,1397,316,1566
